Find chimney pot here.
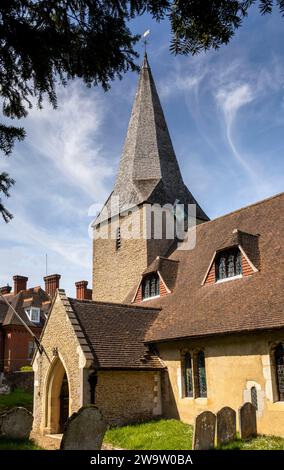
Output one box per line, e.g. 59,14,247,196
13,275,28,294
44,274,61,298
75,280,92,300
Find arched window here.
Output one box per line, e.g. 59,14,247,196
142,273,160,300
183,352,193,397
216,248,243,281
195,351,207,398
275,343,284,401
251,386,258,409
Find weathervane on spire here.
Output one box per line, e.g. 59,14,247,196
142,30,150,55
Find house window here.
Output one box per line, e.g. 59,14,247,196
183,352,193,397
275,343,284,401
28,341,35,359
25,307,40,324
142,273,160,300
195,351,207,398
216,248,242,281
115,227,121,251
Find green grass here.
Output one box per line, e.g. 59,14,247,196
105,419,284,451
105,419,193,450
0,388,33,413
0,438,41,450
218,434,284,450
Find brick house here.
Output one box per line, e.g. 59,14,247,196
0,274,61,372
32,54,284,437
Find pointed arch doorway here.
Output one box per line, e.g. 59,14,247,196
45,357,70,434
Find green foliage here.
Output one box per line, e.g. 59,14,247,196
0,1,283,221
20,365,33,372
0,437,41,450
105,419,193,450
0,388,33,413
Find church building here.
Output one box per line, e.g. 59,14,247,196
32,55,284,438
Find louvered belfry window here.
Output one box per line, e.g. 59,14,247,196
142,273,160,300
184,352,193,397
275,343,284,401
115,227,121,251
216,248,242,280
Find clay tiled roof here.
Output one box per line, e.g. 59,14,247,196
1,288,49,328
69,298,165,370
142,193,284,343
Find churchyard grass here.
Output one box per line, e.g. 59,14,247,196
104,419,284,450
218,434,284,450
0,388,33,413
0,437,41,450
104,419,193,450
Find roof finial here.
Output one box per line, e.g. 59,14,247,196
142,30,150,57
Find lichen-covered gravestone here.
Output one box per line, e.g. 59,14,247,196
60,406,106,450
193,411,216,450
0,407,33,439
216,407,236,446
239,402,257,440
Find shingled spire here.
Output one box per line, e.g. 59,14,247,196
97,53,209,222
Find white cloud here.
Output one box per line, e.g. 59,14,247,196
23,81,113,202
216,83,254,126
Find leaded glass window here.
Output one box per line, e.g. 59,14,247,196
235,251,242,275
183,352,193,397
218,256,226,280
216,248,243,281
227,254,235,277
251,386,258,410
142,274,160,300
195,351,207,398
275,343,284,401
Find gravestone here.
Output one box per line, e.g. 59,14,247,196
60,405,106,450
193,411,216,450
0,407,33,439
216,407,236,446
239,402,257,440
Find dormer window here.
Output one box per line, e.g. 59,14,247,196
142,273,160,300
216,248,242,281
25,307,40,324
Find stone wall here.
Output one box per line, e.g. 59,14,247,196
95,370,161,426
32,293,88,434
92,205,175,304
158,329,284,437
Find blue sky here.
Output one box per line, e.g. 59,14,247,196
0,6,283,296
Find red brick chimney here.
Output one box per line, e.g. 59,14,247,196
44,274,61,298
75,281,92,300
13,275,28,294
0,285,12,295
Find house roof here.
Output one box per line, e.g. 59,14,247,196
68,298,164,370
137,192,284,343
0,287,50,329
95,54,209,225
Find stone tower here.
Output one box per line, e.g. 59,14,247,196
92,54,208,303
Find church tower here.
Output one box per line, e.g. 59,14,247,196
92,54,208,303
